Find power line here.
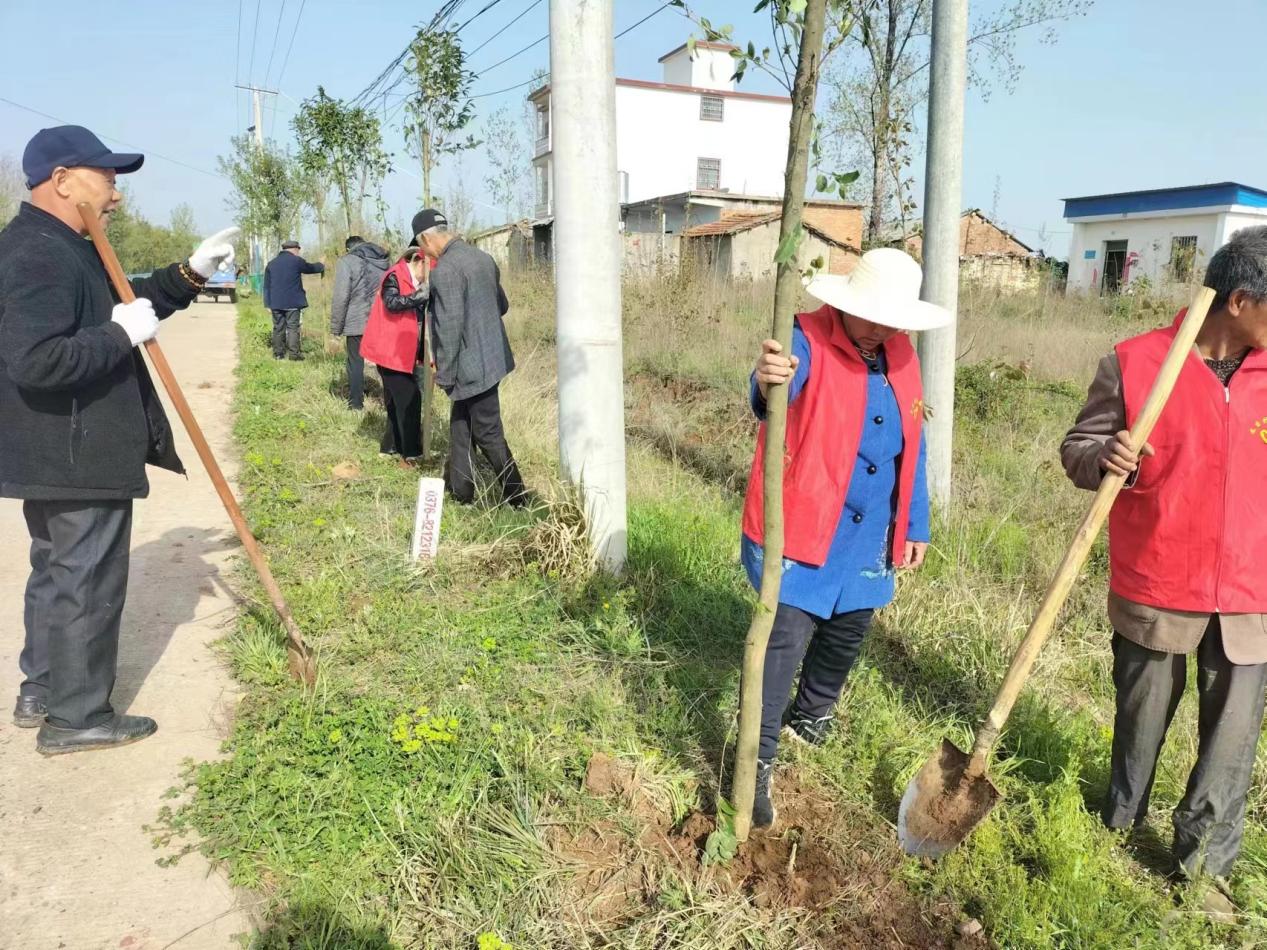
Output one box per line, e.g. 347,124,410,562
0,96,226,180
247,0,262,83
473,32,546,75
455,0,507,33
468,0,542,56
262,0,289,88
468,75,541,100
467,2,675,99
616,2,672,39
234,0,245,134
350,0,467,106
273,0,307,92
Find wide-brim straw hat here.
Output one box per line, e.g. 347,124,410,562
805,247,953,332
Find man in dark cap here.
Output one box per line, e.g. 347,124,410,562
0,125,237,754
262,239,324,360
411,208,527,507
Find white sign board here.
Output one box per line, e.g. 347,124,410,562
410,477,445,560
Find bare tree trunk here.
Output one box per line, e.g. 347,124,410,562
868,118,889,241
732,0,830,844
422,129,433,206
336,160,353,234
867,1,900,243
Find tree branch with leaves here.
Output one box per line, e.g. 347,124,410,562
293,87,391,234
403,29,479,207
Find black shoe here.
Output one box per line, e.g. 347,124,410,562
783,706,834,747
13,695,47,728
752,758,777,830
36,714,158,756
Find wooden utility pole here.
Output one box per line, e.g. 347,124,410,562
549,0,628,570
732,0,829,843
916,0,967,503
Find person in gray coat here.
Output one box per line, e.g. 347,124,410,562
330,235,389,409
411,208,526,507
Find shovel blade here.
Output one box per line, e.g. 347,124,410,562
897,738,1001,858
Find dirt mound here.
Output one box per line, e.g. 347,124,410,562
561,754,985,948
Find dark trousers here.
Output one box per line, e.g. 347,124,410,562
345,335,365,409
378,366,422,459
20,500,133,729
271,308,302,359
759,603,874,761
1103,623,1267,877
446,383,526,505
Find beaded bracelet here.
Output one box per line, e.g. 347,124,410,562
178,261,208,288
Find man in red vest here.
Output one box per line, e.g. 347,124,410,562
742,248,951,829
1062,225,1267,914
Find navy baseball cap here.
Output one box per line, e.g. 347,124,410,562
22,125,144,188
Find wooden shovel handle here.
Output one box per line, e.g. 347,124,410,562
76,204,312,659
969,286,1217,768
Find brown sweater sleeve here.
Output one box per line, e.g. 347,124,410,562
1061,353,1126,491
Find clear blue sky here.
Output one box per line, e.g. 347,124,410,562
2,0,1264,256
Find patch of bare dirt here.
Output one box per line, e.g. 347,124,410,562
558,754,988,948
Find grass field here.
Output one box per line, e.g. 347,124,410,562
161,272,1267,948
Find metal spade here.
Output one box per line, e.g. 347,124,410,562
898,286,1216,858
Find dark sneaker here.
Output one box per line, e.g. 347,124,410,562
752,758,777,830
13,695,47,728
783,707,834,747
36,714,158,756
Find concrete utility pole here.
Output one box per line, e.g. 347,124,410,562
548,0,628,571
917,0,968,505
236,84,278,283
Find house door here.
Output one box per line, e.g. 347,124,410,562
1102,240,1128,294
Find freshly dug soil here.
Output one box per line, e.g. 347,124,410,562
558,754,988,948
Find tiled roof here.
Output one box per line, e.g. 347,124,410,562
682,209,861,252
681,212,780,237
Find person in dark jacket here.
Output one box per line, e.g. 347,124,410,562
411,209,526,507
0,125,237,754
262,239,324,360
330,235,388,410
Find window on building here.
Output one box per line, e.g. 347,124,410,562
1170,235,1198,282
700,95,724,121
535,163,550,215
696,157,721,190
536,105,549,143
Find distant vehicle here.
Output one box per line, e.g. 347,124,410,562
202,264,238,304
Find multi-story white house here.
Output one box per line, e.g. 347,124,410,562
529,41,793,220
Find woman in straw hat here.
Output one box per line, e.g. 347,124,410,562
740,247,953,829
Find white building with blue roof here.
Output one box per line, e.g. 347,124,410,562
1063,182,1267,295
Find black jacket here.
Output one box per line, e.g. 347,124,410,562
263,250,324,310
382,271,430,361
0,202,199,499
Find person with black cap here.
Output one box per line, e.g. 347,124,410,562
262,239,325,360
410,208,527,507
0,125,238,754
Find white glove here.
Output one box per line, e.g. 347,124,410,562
111,298,159,346
189,226,242,278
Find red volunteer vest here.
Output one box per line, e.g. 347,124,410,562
360,259,421,373
1110,311,1267,612
741,305,925,568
